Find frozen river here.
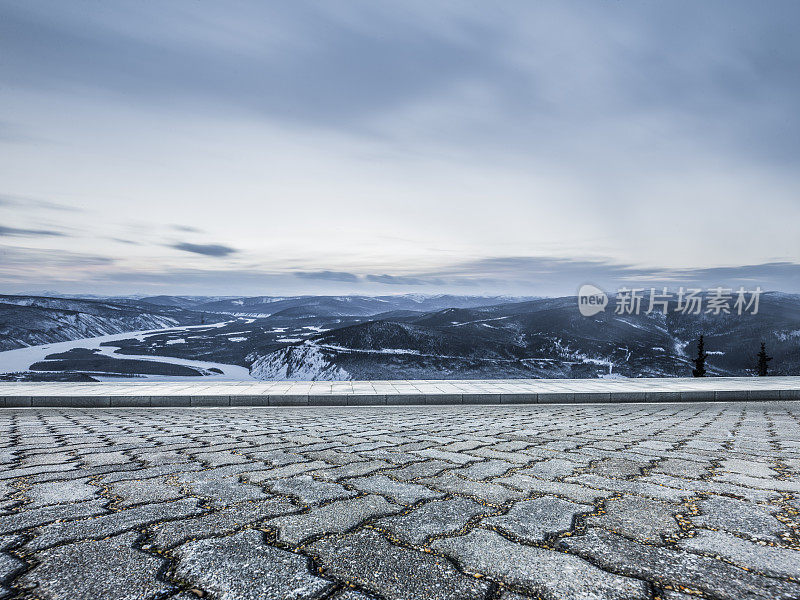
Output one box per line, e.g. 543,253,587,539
0,322,254,381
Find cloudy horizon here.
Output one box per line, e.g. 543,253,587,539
2,1,799,296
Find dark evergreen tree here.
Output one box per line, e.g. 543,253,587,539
756,342,772,376
692,335,708,377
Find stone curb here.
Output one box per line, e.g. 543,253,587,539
0,389,793,407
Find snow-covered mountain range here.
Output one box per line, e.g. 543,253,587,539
2,292,799,380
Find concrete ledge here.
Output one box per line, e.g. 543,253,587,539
500,393,537,404
2,376,800,408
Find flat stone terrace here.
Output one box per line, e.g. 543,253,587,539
0,402,799,599
1,376,800,407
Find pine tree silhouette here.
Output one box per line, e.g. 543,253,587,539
692,335,708,377
756,342,772,376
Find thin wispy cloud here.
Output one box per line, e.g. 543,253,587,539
169,242,237,257
0,225,66,237
295,270,359,283
171,224,204,233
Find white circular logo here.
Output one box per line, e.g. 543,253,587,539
578,284,608,316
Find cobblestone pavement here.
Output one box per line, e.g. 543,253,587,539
0,403,799,600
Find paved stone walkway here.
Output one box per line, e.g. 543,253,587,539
3,376,800,406
0,403,799,599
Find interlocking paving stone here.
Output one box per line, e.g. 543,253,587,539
455,459,516,480
99,463,204,484
692,496,786,541
482,496,592,543
173,529,333,599
586,457,644,478
23,479,99,507
0,542,25,600
347,474,444,505
677,529,800,580
247,448,307,465
0,499,109,535
26,498,204,551
0,463,78,481
134,449,189,466
560,527,800,600
432,528,650,600
267,495,398,545
148,497,298,550
494,473,614,503
0,482,12,501
465,447,530,464
374,498,492,546
419,472,522,504
308,528,490,600
175,470,268,507
16,531,172,600
720,458,780,478
191,450,248,467
109,478,185,507
586,495,683,543
386,460,455,481
518,458,582,480
20,452,74,468
244,460,330,483
650,458,710,479
312,460,392,481
567,473,692,502
411,448,480,465
639,473,778,503
80,450,132,467
714,472,800,493
267,475,358,505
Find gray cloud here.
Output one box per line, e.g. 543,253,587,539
3,2,798,163
294,270,360,282
171,224,203,233
426,257,800,295
0,225,66,237
169,242,237,257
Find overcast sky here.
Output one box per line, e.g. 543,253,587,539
1,0,799,296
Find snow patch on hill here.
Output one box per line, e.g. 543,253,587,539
250,346,350,381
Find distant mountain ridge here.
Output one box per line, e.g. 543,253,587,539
0,295,211,351
190,294,538,318
248,293,800,380
0,293,534,353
